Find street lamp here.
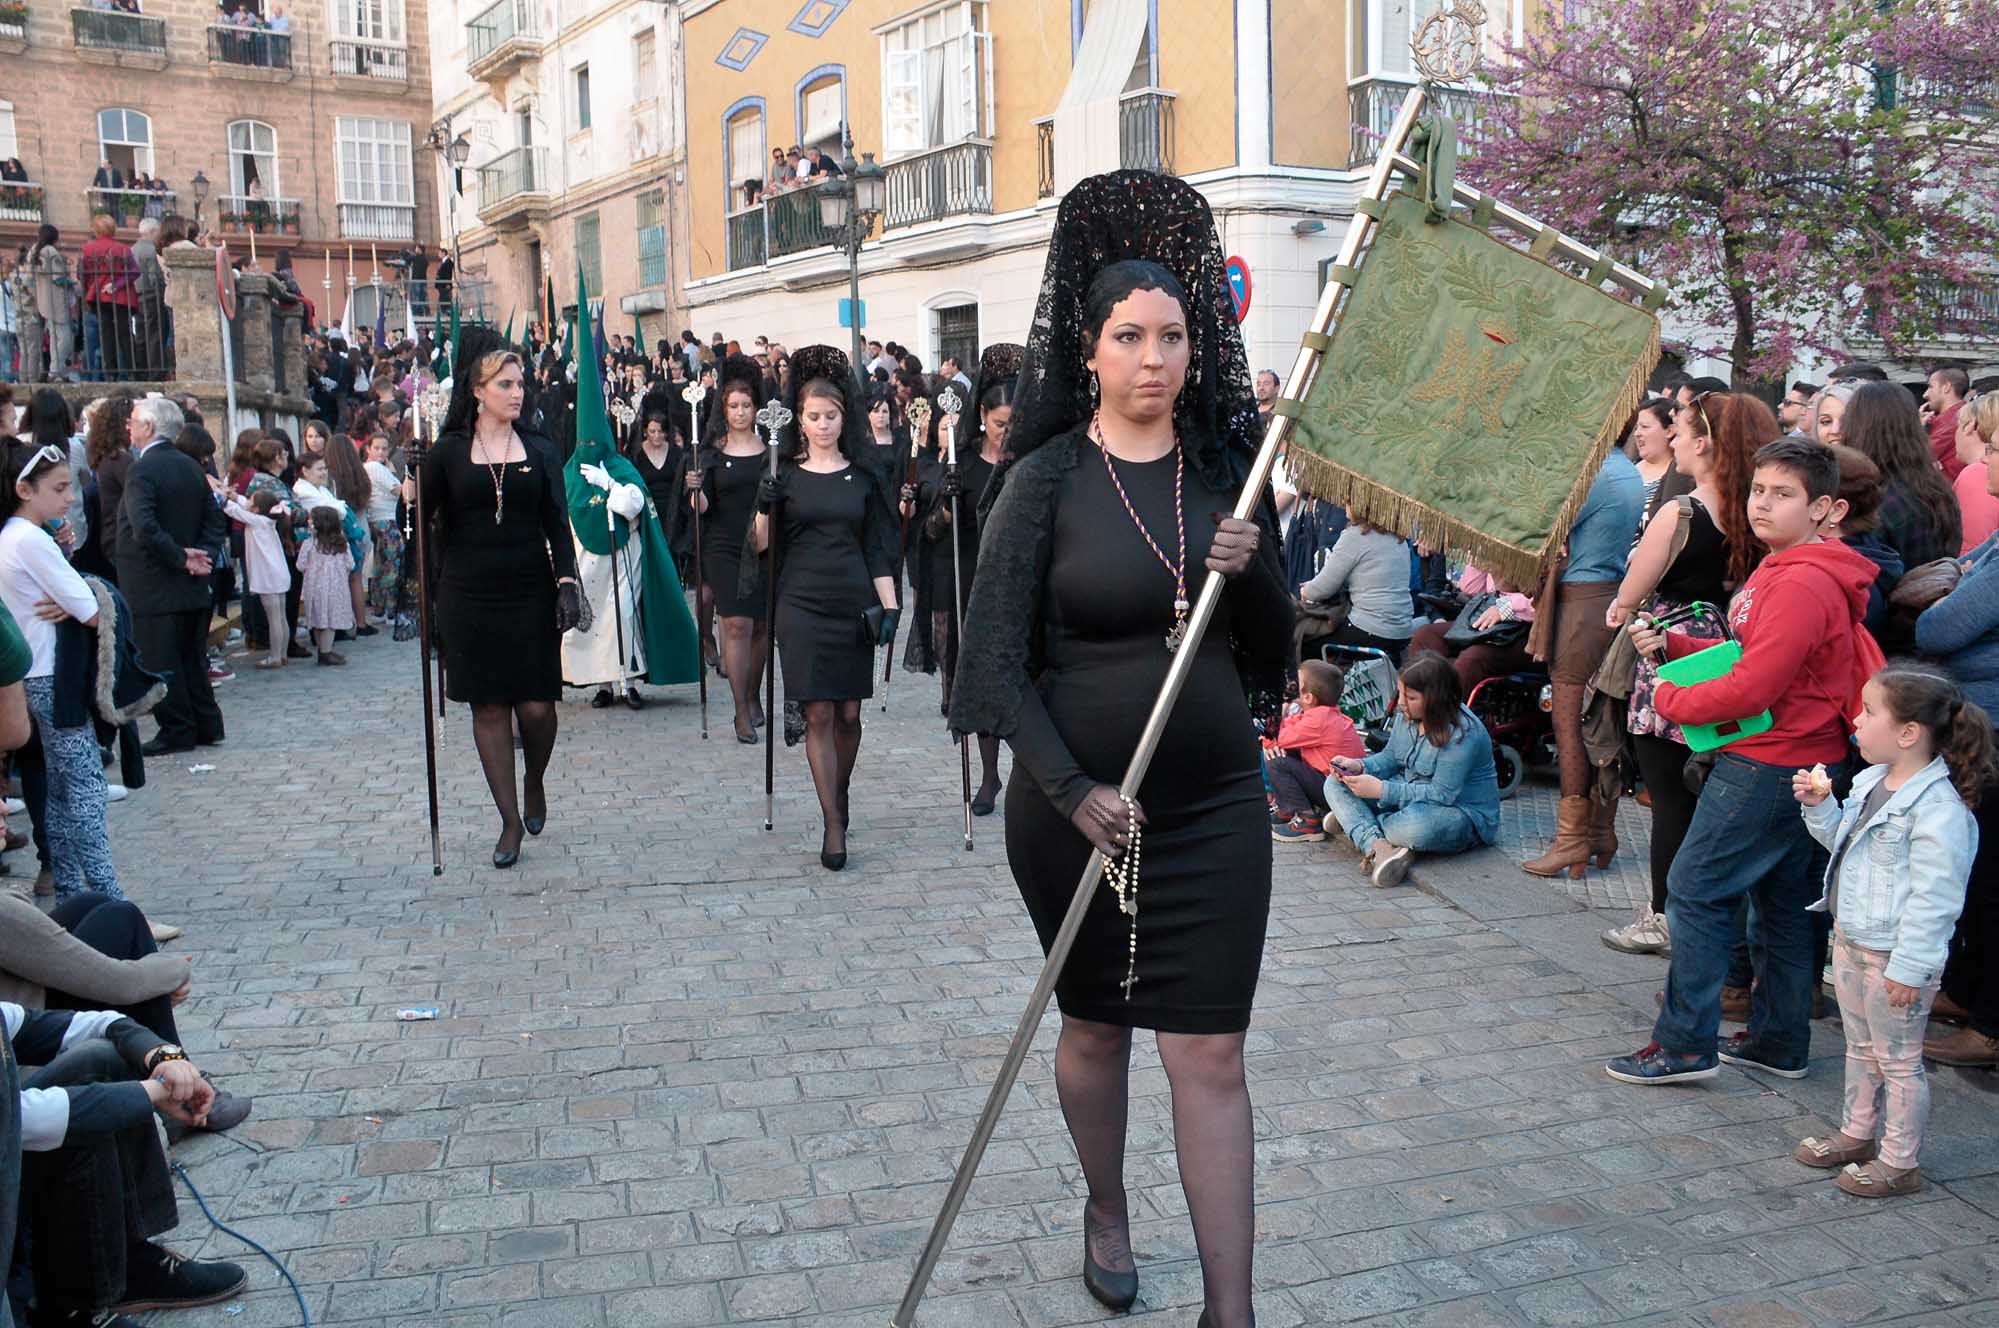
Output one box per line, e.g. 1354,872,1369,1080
815,127,887,378
190,169,209,229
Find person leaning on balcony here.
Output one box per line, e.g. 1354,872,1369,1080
0,160,26,184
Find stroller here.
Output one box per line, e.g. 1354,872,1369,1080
1320,643,1398,751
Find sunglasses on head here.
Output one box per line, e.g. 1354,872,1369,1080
1683,390,1720,440
18,443,66,483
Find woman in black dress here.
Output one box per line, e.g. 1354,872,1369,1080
861,389,908,489
685,356,769,742
950,175,1291,1328
422,334,582,869
747,346,901,871
902,345,1021,813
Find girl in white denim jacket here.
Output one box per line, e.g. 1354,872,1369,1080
1791,667,1989,1198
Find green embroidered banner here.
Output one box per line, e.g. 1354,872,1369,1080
1291,192,1660,586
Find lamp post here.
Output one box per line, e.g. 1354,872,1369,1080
815,127,887,380
190,169,209,231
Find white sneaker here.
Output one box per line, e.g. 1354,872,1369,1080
1370,841,1413,887
4,797,23,816
149,921,183,943
1602,909,1670,955
105,784,129,803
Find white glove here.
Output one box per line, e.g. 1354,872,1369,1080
579,463,612,492
608,482,644,521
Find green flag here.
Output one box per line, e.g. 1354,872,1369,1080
1289,191,1662,586
503,309,516,346
561,265,700,686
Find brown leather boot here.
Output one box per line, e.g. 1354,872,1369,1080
1923,1026,1999,1067
1522,795,1592,879
1589,789,1619,869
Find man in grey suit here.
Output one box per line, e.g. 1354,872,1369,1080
115,397,226,755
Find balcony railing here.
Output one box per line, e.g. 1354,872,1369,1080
1348,76,1495,168
1033,117,1054,198
883,141,993,231
338,201,415,242
71,6,167,58
86,187,176,225
206,23,291,70
638,229,666,288
0,4,27,45
476,146,549,213
466,0,540,71
1118,89,1177,176
1919,277,1999,334
724,183,842,272
0,182,45,224
330,36,407,82
218,194,302,236
726,206,767,271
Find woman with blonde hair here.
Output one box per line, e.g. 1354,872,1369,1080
421,329,582,868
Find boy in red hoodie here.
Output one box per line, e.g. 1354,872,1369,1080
1268,660,1366,843
1609,438,1878,1085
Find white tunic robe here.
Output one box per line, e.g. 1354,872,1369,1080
561,480,647,689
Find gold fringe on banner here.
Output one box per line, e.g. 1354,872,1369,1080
1289,319,1661,591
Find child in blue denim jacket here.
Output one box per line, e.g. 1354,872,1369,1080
1792,666,1990,1198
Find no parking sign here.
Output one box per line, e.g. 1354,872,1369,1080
1224,256,1251,323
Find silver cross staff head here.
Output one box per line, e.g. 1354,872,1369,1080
755,399,793,441
418,381,452,437
1412,0,1485,83
681,383,708,406
936,387,963,418
905,397,932,435
609,397,636,429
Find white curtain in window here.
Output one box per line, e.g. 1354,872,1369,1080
728,112,763,188
801,81,842,148
1053,0,1146,193
0,103,16,161
228,120,279,197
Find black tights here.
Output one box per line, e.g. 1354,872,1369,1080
801,700,861,854
720,614,769,738
470,700,557,854
1057,1017,1255,1327
932,610,1001,799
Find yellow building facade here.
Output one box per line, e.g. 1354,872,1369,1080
671,0,1522,372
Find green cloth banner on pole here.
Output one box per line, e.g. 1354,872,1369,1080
1290,191,1661,586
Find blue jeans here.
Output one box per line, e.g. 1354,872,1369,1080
1323,776,1480,855
0,329,17,381
82,307,103,381
1655,753,1822,1062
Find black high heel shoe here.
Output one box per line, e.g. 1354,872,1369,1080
820,823,847,872
1081,1208,1138,1311
971,777,1000,817
522,783,546,837
493,821,524,870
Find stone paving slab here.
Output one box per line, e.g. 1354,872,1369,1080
91,632,1999,1327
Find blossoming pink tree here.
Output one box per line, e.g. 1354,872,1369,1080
1460,0,1999,384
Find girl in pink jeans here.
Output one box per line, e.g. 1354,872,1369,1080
1792,667,1989,1197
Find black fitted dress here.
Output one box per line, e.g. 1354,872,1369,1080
920,450,996,609
422,429,577,705
773,462,897,701
1003,442,1272,1034
699,448,767,618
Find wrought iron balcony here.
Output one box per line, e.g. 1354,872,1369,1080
206,22,291,75
882,141,993,231
1118,89,1176,175
726,206,767,271
723,182,841,272
337,201,414,242
0,181,44,224
1033,118,1054,198
85,187,176,227
0,2,27,50
1919,277,1999,335
330,37,409,84
465,0,541,81
71,6,167,65
1348,76,1495,168
217,194,302,236
476,146,551,227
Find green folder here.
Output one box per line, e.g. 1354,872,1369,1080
1655,640,1773,752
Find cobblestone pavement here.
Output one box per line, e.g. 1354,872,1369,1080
103,632,1999,1327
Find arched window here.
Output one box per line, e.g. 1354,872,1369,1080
228,119,280,199
723,97,765,211
96,108,153,179
796,65,845,158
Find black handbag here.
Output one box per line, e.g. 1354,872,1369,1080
1442,591,1528,648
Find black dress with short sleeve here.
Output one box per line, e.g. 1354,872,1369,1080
772,462,897,701
699,449,767,619
421,429,577,705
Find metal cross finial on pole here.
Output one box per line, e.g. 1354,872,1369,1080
407,377,453,877
934,386,973,854
885,394,934,711
756,398,794,833
683,381,710,740
1412,0,1486,85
